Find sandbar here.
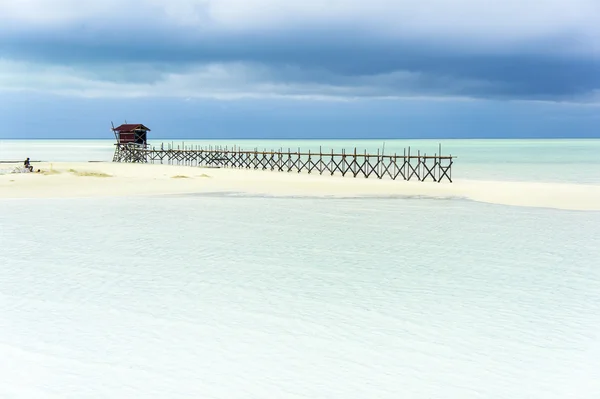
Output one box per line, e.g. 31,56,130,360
1,162,600,211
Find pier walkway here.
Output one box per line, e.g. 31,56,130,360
113,143,455,183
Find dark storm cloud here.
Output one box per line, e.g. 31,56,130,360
0,19,598,101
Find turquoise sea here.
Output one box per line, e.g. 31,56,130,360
1,139,600,398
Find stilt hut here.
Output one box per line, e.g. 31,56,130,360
111,123,151,162
112,123,151,147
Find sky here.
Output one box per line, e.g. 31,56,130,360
0,0,599,139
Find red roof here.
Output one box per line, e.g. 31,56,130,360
113,124,151,132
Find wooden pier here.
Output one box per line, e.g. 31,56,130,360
113,142,455,183
109,122,455,182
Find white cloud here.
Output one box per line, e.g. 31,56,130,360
1,0,598,49
208,0,599,42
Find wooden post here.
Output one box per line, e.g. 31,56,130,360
319,146,323,175
377,148,381,179
407,147,411,180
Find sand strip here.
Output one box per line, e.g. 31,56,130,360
1,162,599,211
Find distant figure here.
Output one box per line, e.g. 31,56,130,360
24,157,33,172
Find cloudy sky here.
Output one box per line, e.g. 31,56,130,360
0,0,599,139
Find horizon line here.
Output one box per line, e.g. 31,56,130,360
2,136,599,141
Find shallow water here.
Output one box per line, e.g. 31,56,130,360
1,196,599,398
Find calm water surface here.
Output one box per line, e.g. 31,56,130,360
1,196,599,398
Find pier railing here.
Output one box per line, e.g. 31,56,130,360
113,143,455,182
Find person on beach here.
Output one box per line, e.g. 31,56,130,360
24,158,33,172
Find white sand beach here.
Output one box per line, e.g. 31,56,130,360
2,161,600,211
